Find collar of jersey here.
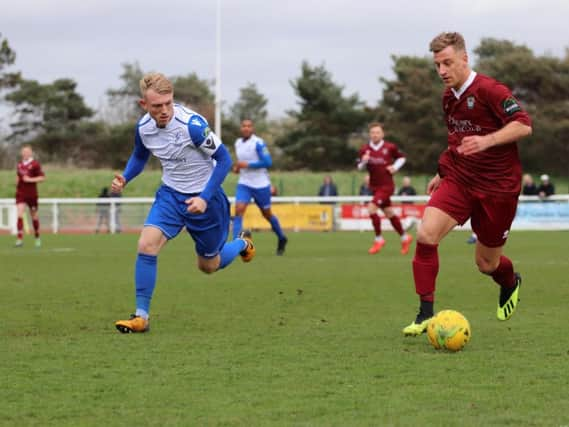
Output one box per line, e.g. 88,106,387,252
240,134,257,143
369,140,384,151
451,70,477,99
141,115,179,134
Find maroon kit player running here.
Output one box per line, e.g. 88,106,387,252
403,32,532,336
15,145,46,248
357,122,413,255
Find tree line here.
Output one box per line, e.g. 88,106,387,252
1,33,568,175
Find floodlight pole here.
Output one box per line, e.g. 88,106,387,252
214,0,222,138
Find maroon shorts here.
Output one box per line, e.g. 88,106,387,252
428,178,518,248
16,194,39,209
371,187,393,209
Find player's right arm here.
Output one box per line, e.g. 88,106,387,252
426,174,441,195
357,147,370,170
112,127,150,194
234,140,272,172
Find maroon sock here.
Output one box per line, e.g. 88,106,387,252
490,255,516,288
413,242,439,302
370,213,381,236
389,215,404,236
17,218,23,239
32,219,40,238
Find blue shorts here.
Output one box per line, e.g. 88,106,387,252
145,185,230,258
235,184,272,209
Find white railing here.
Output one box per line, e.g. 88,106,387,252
1,194,568,234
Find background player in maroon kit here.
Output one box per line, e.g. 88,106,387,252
403,32,532,336
357,122,413,255
15,145,45,247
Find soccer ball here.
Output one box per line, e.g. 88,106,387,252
427,310,471,352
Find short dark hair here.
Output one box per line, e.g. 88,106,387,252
368,122,383,131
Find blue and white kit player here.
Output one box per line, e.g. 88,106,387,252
232,119,288,255
112,73,255,333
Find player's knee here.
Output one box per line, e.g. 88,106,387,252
198,265,216,274
416,227,438,245
475,256,498,274
234,204,247,216
198,260,218,274
137,238,160,255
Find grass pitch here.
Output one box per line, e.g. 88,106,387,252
1,231,568,426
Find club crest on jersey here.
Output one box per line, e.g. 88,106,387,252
502,98,521,116
202,136,216,150
466,96,475,109
382,148,388,155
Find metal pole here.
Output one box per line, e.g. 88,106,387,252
214,0,222,138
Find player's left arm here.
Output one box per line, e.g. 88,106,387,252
458,85,532,156
185,115,232,213
387,147,406,175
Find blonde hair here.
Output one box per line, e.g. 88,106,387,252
139,72,174,96
368,122,383,131
429,32,466,53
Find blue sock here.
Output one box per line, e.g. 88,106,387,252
269,215,286,240
233,216,243,240
218,239,247,269
135,253,157,318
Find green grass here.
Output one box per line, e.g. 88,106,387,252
4,168,567,199
1,231,568,426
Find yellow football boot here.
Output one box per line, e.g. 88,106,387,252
402,317,431,336
115,315,149,333
497,273,521,321
238,230,256,263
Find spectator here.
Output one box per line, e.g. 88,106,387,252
359,174,373,196
521,174,538,195
398,176,417,197
537,174,555,198
110,189,123,233
96,187,122,233
318,175,338,197
95,187,111,233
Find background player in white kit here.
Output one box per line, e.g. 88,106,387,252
111,73,255,333
232,119,288,255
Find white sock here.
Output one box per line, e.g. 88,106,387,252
374,236,384,242
135,309,149,320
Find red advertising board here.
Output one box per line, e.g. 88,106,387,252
341,203,426,219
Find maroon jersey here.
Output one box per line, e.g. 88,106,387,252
16,159,44,199
438,73,531,195
358,141,405,191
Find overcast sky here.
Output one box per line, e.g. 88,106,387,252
2,0,569,119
